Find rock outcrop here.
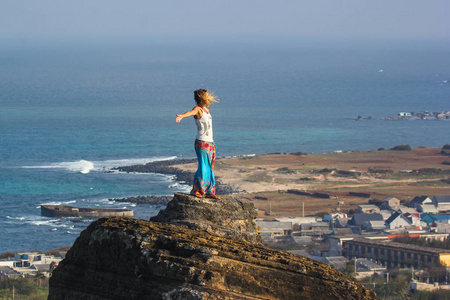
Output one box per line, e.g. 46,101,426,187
151,193,261,244
49,194,378,300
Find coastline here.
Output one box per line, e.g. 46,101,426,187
117,146,450,217
115,158,239,197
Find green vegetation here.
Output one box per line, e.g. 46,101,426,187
275,167,296,174
415,168,450,176
263,236,300,251
246,173,272,183
362,269,412,299
443,160,450,165
374,168,450,180
0,251,17,259
0,276,49,300
391,144,412,151
361,268,450,299
368,168,394,174
344,262,450,299
411,290,450,300
342,260,356,277
299,177,315,181
316,168,336,174
393,236,450,250
290,151,308,156
409,180,450,187
441,144,450,155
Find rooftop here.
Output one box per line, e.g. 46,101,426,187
348,237,450,254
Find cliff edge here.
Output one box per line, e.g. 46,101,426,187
49,194,377,299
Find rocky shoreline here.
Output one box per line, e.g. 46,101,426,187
114,159,239,196
111,195,174,205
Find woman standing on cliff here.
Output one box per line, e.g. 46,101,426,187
175,89,220,199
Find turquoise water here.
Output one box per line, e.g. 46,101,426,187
0,39,449,252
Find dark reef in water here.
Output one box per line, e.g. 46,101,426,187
111,195,173,205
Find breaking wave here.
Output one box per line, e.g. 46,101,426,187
21,156,177,174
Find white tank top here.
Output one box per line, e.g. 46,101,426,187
195,107,213,142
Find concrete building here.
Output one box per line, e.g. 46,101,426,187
385,212,418,230
404,213,422,227
418,204,439,214
410,196,433,209
355,259,387,279
410,281,440,292
356,205,380,214
343,238,450,268
328,233,449,258
328,235,386,257
394,206,419,215
433,195,450,212
256,220,293,238
275,217,318,230
368,220,385,231
299,222,331,236
422,214,450,225
350,213,384,230
0,252,63,278
381,197,401,209
324,213,348,223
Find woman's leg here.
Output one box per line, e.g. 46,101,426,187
191,140,216,196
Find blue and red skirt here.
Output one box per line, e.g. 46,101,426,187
191,139,216,196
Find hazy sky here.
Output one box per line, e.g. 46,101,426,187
1,0,449,41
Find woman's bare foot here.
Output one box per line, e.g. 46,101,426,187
206,194,220,199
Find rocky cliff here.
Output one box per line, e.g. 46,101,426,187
49,193,377,300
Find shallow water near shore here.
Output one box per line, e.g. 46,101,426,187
0,39,449,252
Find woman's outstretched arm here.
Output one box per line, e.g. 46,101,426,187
175,106,201,123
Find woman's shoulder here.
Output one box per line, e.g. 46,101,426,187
193,106,203,119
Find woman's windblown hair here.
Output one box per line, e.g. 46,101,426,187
194,89,219,107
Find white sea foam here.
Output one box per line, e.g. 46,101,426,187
7,214,79,231
40,201,63,206
21,156,178,174
178,184,191,193
225,154,256,158
93,157,178,170
6,216,25,221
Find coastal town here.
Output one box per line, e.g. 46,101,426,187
256,194,450,292
2,145,449,298
351,110,450,121
171,144,450,296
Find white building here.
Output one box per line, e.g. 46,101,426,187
0,252,64,278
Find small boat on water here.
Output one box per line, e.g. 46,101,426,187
41,205,134,218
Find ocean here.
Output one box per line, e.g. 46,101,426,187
0,38,449,252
